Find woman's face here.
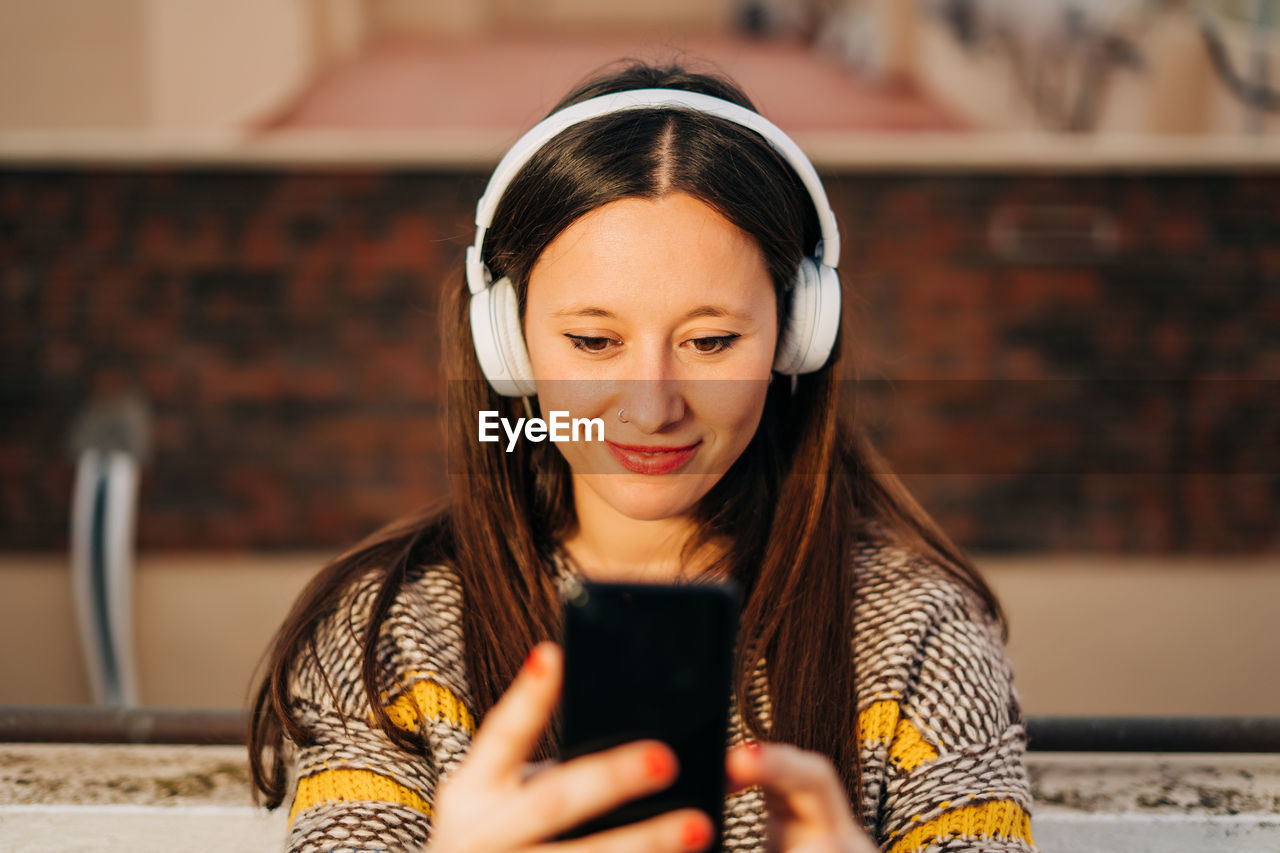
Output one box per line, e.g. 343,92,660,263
524,192,777,523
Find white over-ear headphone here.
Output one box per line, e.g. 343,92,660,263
466,88,842,398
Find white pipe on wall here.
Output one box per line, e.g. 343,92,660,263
70,449,141,707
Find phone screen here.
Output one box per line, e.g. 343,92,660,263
556,577,740,849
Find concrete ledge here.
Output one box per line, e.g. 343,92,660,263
2,745,1278,852
1,805,287,853
0,744,284,852
1034,814,1280,853
1032,753,1280,853
1031,752,1280,814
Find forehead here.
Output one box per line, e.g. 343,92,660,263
526,193,773,316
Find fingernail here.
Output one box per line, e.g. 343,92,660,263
524,645,544,675
682,815,712,850
743,741,762,756
643,744,675,780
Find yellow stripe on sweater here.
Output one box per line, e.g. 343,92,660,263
856,700,900,745
856,700,939,772
886,799,1034,853
888,716,939,771
379,678,476,735
288,768,433,827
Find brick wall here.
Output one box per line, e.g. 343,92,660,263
1,169,1275,551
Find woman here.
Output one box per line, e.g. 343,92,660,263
249,61,1037,853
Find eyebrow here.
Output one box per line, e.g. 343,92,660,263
550,304,748,320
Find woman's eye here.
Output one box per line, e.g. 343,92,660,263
689,335,740,355
565,334,615,353
565,334,740,355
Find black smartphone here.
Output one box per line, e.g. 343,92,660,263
555,576,740,850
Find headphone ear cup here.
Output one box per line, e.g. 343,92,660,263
469,276,537,397
774,256,840,376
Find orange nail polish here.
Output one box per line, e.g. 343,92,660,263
743,741,762,756
682,816,712,849
524,645,544,675
643,745,674,780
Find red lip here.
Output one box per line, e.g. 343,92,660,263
608,440,700,452
604,440,701,475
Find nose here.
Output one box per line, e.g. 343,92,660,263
615,346,686,434
616,379,686,434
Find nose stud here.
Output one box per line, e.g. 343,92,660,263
618,408,628,423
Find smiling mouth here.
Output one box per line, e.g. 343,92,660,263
608,441,700,454
604,440,701,474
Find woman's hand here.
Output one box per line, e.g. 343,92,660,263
428,642,715,852
726,742,880,853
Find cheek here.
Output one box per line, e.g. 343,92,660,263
702,379,768,419
702,383,770,448
535,379,611,422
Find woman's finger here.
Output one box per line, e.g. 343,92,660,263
460,641,563,784
725,742,860,836
529,806,715,853
518,758,557,785
507,738,680,847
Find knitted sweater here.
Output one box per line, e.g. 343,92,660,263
280,535,1037,853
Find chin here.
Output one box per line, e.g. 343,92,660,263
581,473,717,521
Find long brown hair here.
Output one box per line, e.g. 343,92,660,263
248,60,1007,824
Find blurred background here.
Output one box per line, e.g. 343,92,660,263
0,0,1277,720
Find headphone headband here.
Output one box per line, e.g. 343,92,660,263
466,88,840,296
